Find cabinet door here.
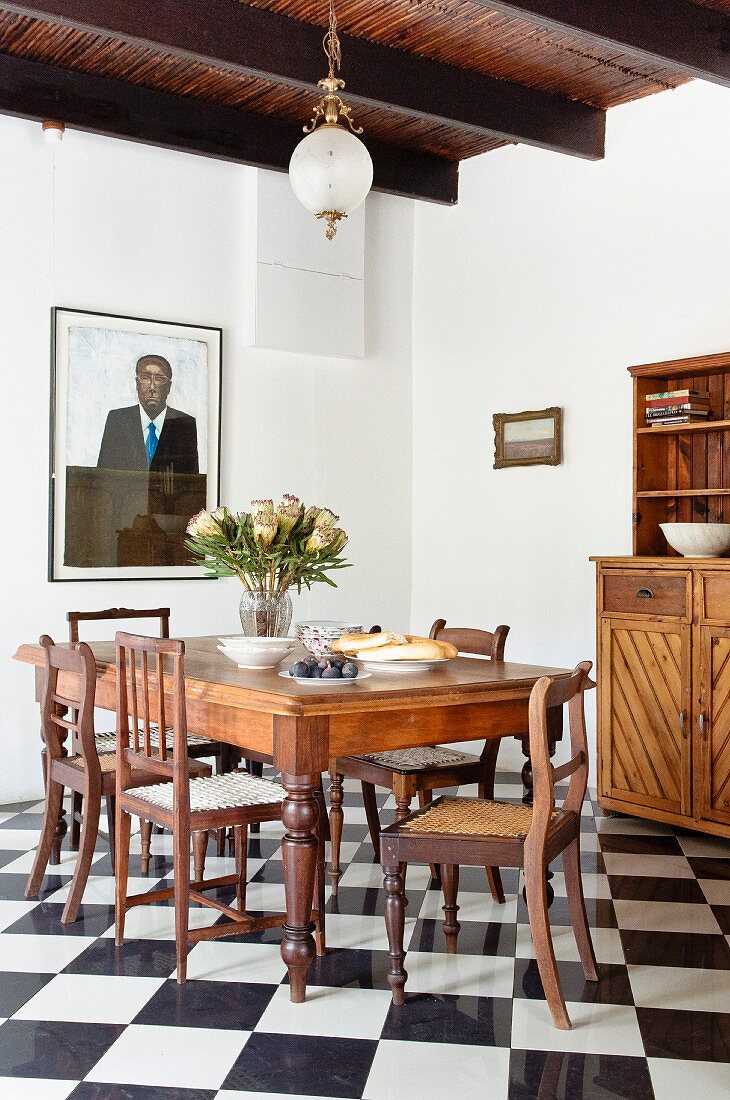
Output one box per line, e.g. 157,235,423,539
696,626,730,828
599,618,691,816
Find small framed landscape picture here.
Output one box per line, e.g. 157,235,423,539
493,406,562,469
49,307,222,581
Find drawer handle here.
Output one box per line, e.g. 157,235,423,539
679,710,686,739
700,712,708,740
636,587,654,599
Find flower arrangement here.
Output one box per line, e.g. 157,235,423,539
186,495,350,595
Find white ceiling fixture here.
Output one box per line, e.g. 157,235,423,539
289,0,373,241
42,120,65,144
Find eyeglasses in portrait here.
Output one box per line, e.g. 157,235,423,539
49,307,221,580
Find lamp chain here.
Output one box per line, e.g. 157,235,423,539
324,0,341,81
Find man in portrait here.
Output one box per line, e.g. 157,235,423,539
97,354,199,473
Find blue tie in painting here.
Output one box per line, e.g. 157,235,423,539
146,421,158,465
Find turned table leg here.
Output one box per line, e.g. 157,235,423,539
281,771,320,1003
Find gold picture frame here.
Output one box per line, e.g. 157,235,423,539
493,406,562,469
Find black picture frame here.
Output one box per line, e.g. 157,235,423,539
49,306,222,581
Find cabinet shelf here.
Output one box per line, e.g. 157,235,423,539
637,489,730,498
637,418,730,435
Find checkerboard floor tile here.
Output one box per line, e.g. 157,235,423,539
0,772,728,1098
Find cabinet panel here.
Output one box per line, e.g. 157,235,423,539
697,626,730,828
599,618,691,816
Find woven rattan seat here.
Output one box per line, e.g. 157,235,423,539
400,796,560,839
94,728,213,755
66,752,118,774
357,746,476,772
126,770,286,814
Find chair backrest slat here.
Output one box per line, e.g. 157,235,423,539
430,618,509,661
525,660,592,854
39,634,98,774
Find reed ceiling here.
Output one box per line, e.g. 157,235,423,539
0,1,725,204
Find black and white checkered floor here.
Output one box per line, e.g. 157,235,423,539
0,771,729,1099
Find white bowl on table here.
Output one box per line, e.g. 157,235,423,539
217,636,295,669
295,620,364,659
660,522,730,558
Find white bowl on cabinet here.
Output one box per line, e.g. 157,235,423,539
660,522,730,558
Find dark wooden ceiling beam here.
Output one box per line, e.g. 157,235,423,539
482,1,730,87
0,1,605,159
0,51,459,204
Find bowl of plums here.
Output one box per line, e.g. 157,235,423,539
280,654,370,685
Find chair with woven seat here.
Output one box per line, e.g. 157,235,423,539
114,631,327,982
66,607,239,871
379,660,598,1030
25,636,181,923
328,619,509,900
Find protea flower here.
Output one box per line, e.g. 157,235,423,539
306,525,337,553
187,510,221,538
277,494,301,535
303,505,321,528
250,498,274,520
253,515,278,548
314,507,339,529
329,527,348,554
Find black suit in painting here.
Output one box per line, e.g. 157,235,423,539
97,405,199,473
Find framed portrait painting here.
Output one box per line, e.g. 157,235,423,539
493,406,562,469
49,307,222,581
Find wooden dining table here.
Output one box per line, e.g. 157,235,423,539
14,635,572,1002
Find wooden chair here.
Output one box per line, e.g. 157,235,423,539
113,632,327,982
328,619,509,901
24,636,166,923
67,607,239,870
379,661,598,1030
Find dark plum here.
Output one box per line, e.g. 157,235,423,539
304,656,319,667
321,664,342,679
341,662,359,679
308,666,322,678
290,661,310,678
330,658,345,670
317,658,331,670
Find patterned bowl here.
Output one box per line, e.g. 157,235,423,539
295,620,364,658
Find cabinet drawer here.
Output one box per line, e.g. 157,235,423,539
601,572,689,618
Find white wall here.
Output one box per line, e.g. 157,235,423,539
0,118,413,801
411,80,730,770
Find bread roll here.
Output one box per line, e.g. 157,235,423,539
332,631,407,654
354,636,458,661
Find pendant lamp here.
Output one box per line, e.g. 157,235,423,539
289,0,373,240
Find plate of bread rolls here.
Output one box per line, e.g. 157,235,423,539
331,631,458,673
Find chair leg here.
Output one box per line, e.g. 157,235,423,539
417,790,440,883
106,795,116,876
328,771,344,896
441,863,461,954
62,788,100,924
383,863,408,1005
478,771,505,905
248,759,263,834
70,790,82,851
314,788,327,957
114,807,132,946
524,860,571,1029
192,830,208,882
25,777,64,900
234,824,247,912
173,819,191,984
317,777,331,843
140,818,152,876
362,781,381,859
563,838,598,982
394,795,413,903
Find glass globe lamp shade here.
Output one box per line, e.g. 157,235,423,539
289,123,373,222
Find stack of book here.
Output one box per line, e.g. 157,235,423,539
645,389,711,426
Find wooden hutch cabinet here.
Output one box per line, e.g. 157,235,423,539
594,351,730,839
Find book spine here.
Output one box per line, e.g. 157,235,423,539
646,400,710,411
646,408,710,418
650,417,704,426
645,390,710,400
